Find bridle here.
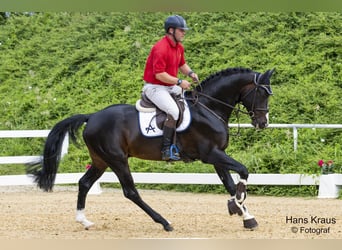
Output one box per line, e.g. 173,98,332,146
239,74,273,116
186,73,273,125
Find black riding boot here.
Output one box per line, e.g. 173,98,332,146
161,117,180,161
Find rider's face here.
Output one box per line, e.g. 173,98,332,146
173,28,186,42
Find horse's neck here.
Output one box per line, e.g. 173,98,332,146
197,74,253,121
201,74,252,104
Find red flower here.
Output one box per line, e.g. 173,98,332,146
317,160,324,167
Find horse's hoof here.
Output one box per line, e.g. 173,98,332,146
76,218,95,230
243,217,258,230
84,223,94,230
164,224,174,232
227,199,243,216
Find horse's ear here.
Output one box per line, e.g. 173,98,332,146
268,68,275,78
257,68,275,84
264,68,275,79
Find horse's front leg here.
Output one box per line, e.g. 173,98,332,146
206,148,258,230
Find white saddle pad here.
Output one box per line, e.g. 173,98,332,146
137,100,191,137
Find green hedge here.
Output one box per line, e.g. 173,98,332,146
0,12,341,196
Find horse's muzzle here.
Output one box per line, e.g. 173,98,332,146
252,113,269,129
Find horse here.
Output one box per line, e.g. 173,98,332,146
27,67,274,232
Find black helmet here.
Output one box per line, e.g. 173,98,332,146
164,15,190,33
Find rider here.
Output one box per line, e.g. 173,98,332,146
142,14,199,161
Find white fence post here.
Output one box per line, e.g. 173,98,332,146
61,133,69,158
293,127,298,151
88,181,102,195
318,174,342,198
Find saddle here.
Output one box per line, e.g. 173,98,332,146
136,93,185,130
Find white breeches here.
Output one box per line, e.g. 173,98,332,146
142,83,182,120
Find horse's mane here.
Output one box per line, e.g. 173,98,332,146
197,67,253,89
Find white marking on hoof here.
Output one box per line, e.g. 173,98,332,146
243,213,255,221
76,209,95,229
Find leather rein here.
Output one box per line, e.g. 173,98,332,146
185,74,272,126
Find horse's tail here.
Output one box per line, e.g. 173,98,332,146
27,114,90,191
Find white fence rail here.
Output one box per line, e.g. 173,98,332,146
0,130,69,164
0,124,341,198
0,172,341,198
229,123,342,151
0,124,340,164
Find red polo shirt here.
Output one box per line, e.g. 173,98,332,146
143,35,186,86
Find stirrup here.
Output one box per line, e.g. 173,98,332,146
169,144,180,160
162,144,180,161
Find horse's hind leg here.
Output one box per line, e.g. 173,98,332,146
110,161,173,232
76,162,105,229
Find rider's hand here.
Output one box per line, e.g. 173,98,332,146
189,72,199,83
180,80,191,90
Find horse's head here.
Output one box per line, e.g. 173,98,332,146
240,69,274,129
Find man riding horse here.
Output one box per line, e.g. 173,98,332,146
28,14,275,232
142,15,199,161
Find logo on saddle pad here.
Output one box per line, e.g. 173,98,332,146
135,98,191,137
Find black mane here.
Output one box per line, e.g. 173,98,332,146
197,67,253,90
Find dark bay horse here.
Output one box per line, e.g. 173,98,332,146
28,67,274,232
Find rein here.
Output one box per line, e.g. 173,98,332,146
194,91,250,116
186,74,261,125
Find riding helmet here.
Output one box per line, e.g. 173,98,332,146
164,15,190,32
